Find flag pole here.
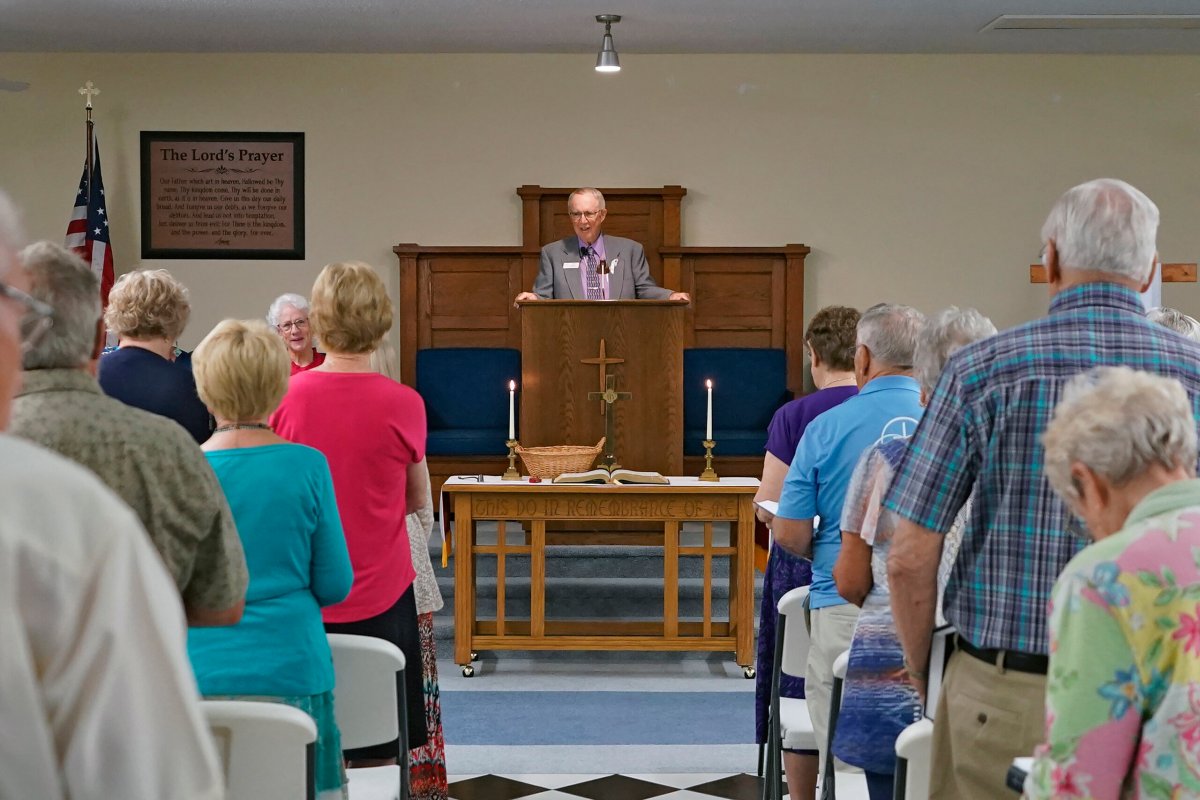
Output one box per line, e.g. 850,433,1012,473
78,81,99,193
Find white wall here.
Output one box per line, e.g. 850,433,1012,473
2,53,1198,347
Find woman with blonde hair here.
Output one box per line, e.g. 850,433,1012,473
188,319,353,799
273,261,430,764
98,268,212,442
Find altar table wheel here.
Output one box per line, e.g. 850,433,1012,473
470,651,479,661
462,665,476,677
742,666,756,679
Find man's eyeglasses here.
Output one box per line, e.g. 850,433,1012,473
568,210,601,221
0,279,54,354
277,318,308,333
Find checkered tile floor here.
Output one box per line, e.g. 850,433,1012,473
448,772,774,800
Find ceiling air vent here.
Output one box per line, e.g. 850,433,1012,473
983,14,1200,31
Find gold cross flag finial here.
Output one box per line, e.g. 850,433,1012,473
78,81,100,109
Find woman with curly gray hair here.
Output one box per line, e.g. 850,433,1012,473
98,268,212,443
831,306,997,799
1026,367,1200,798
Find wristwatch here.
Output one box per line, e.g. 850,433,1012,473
903,657,928,682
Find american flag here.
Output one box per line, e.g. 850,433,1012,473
65,136,115,304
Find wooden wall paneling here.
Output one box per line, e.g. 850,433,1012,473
395,244,420,385
511,256,530,348
661,186,684,247
520,188,542,251
770,260,786,350
783,246,809,394
517,186,687,274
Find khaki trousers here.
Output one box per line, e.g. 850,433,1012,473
804,603,861,770
929,649,1046,800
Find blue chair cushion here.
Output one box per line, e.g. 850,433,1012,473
416,348,521,456
683,348,790,456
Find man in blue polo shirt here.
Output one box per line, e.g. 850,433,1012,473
773,302,925,773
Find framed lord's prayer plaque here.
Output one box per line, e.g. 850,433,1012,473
141,131,304,259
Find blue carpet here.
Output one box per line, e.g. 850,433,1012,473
441,691,752,746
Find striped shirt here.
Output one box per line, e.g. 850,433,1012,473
884,282,1200,654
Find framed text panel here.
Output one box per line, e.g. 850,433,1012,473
140,131,304,259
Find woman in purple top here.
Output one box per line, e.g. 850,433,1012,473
754,305,860,800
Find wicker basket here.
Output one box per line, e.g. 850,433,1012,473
515,438,605,480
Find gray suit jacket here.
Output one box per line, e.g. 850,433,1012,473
532,235,672,300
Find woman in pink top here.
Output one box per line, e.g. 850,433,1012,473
273,261,429,763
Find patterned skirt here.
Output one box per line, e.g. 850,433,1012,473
410,612,448,800
754,544,815,752
832,596,922,775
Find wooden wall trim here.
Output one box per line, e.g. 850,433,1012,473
1028,262,1196,283
660,245,812,256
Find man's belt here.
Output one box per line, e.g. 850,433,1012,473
956,636,1048,675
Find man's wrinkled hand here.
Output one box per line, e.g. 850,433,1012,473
514,292,538,307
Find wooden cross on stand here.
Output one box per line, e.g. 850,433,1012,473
581,338,625,415
588,374,632,471
1030,263,1197,285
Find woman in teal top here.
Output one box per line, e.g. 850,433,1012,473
189,319,354,799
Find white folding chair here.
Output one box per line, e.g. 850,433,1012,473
894,718,934,800
924,626,955,719
201,700,317,800
328,633,410,800
762,586,818,800
818,650,871,800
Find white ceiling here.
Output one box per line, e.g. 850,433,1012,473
3,0,1199,54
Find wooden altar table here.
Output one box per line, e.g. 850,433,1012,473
443,476,759,677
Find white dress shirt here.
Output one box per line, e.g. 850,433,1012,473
0,434,225,800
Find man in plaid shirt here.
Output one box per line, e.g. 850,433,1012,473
885,178,1200,800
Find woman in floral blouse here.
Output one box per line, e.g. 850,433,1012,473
1027,366,1200,799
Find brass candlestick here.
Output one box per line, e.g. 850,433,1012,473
502,439,521,480
699,438,719,482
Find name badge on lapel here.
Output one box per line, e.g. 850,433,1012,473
564,262,580,270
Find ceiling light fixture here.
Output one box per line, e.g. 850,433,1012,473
595,14,621,73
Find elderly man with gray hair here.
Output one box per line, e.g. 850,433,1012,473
10,241,247,628
0,198,225,798
1026,367,1200,797
772,301,926,778
886,179,1200,800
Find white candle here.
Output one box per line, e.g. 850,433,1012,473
705,379,713,440
508,380,516,440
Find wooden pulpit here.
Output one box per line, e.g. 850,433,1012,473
517,300,686,475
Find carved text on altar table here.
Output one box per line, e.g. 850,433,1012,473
471,496,740,520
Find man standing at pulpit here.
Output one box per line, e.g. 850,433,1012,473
515,188,690,303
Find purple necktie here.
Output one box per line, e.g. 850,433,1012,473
582,246,603,300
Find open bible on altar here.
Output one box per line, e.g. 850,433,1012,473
552,469,670,485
